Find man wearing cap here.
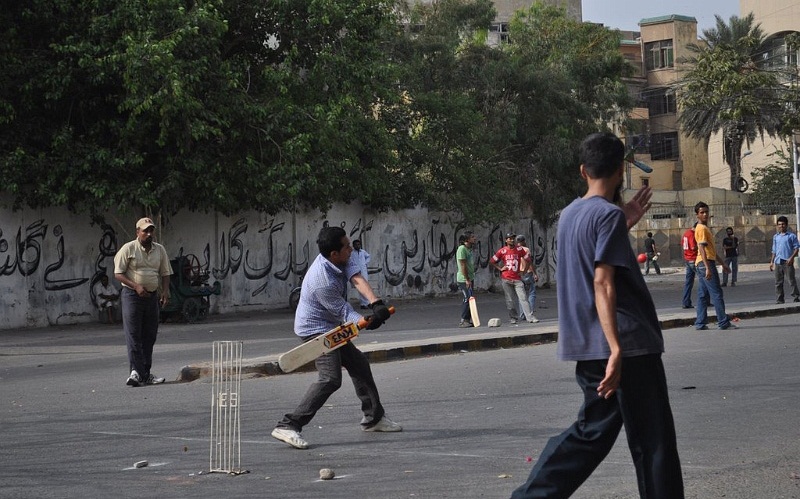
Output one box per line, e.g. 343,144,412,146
114,217,173,387
490,233,536,324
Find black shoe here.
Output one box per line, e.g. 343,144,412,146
682,305,693,309
794,297,800,303
721,283,727,287
695,325,708,330
777,300,785,304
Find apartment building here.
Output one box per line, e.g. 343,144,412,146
614,16,710,192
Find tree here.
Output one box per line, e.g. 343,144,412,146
676,14,785,191
0,0,412,219
501,2,633,227
751,146,795,213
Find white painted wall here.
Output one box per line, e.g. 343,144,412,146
0,200,555,330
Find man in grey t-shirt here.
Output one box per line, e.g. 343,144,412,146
511,133,683,498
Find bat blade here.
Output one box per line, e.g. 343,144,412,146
468,296,480,327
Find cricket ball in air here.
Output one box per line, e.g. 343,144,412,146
637,253,647,264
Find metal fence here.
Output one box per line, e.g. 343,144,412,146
644,203,795,220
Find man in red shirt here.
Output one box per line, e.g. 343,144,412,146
490,233,535,324
681,223,697,309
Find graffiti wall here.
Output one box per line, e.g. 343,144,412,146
0,201,555,330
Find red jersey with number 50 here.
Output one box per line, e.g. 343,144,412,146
491,246,530,281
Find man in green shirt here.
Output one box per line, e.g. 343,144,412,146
456,231,477,327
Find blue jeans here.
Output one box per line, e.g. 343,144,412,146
511,355,684,498
722,257,737,285
682,261,696,308
121,287,161,376
276,341,384,431
457,282,474,321
695,261,730,329
521,273,537,313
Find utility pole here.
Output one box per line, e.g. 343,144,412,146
794,131,800,227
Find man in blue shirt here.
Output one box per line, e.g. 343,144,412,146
769,216,800,304
271,226,398,449
511,133,683,498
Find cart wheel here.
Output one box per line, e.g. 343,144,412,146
182,297,202,322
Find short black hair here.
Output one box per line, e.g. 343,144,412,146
647,232,653,238
778,215,789,224
694,201,709,214
579,132,625,179
317,226,347,257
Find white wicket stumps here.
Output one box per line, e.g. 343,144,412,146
209,341,244,474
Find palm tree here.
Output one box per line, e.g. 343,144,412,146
675,14,785,191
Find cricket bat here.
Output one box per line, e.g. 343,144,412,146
278,306,395,373
468,296,480,327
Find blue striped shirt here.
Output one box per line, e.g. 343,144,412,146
294,254,363,338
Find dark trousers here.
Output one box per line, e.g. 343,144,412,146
774,262,800,302
511,355,684,499
121,287,160,377
458,282,474,321
277,340,384,431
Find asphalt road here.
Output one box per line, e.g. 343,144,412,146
2,264,800,498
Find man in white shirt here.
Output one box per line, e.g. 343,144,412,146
93,274,119,323
351,239,371,309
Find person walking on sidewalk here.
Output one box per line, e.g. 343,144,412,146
769,216,800,304
457,231,477,328
351,239,371,309
681,223,698,309
515,235,539,323
271,226,398,450
511,132,683,499
114,217,172,387
490,233,536,324
694,202,733,330
721,227,739,287
643,231,661,275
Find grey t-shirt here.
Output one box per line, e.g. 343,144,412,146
556,196,664,361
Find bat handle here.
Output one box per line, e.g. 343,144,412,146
357,305,396,329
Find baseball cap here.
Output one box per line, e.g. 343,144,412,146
515,235,526,242
136,217,155,231
505,233,516,239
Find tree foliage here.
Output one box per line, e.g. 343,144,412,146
676,14,785,191
750,146,795,211
1,0,633,226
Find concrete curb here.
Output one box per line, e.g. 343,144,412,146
177,304,800,382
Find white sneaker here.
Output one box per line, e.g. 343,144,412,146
145,373,165,385
363,416,403,432
528,315,540,323
271,428,309,449
126,370,142,387
510,318,518,325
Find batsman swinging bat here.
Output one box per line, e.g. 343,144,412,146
278,306,396,373
468,296,480,327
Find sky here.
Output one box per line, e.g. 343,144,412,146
582,0,741,34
